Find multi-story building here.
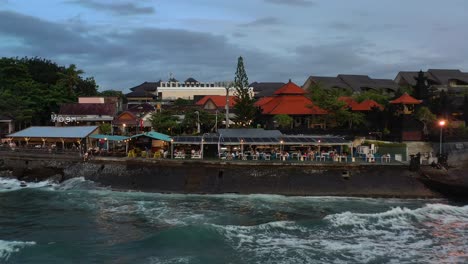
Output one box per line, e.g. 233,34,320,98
395,69,468,94
302,74,399,95
126,77,253,106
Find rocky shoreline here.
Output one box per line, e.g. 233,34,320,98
0,152,441,198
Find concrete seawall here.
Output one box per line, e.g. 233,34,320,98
0,152,439,198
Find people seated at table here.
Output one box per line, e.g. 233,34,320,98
367,153,375,162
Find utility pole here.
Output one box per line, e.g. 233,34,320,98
225,82,231,128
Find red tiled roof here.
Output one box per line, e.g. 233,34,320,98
353,99,384,111
273,80,306,95
338,96,359,109
254,96,274,107
390,93,422,104
196,95,236,108
338,97,383,111
260,96,326,115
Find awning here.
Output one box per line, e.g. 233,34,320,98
89,134,129,141
7,126,98,139
172,135,351,146
130,131,172,142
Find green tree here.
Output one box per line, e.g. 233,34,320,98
273,114,293,128
232,56,256,127
148,111,179,135
173,98,192,106
75,77,99,96
57,64,84,97
415,106,436,136
353,90,390,106
99,123,112,135
0,57,99,127
307,83,349,128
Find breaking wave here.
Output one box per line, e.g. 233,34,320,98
0,177,55,192
208,204,468,263
0,240,36,261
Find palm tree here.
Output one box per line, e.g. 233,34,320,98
58,64,84,96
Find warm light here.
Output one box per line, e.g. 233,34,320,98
123,124,126,127
104,138,107,140
280,140,284,144
439,120,446,127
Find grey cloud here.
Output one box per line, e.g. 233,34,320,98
0,11,107,56
329,22,353,31
232,32,247,38
239,17,281,27
0,10,280,90
264,0,315,7
2,9,467,90
66,0,155,16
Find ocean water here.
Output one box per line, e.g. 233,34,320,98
0,177,467,264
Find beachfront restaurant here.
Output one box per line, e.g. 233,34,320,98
5,126,99,153
88,134,130,156
128,131,172,158
171,129,353,161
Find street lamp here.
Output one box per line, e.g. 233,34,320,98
225,83,233,128
438,120,446,155
195,111,200,134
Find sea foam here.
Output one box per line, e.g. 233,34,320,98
0,240,36,261
0,177,55,192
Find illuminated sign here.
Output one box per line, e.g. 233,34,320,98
51,114,77,124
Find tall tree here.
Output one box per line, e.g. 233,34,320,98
309,84,364,128
415,106,436,136
58,64,84,97
232,56,256,127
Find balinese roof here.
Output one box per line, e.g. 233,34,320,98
59,103,116,116
127,103,156,113
390,93,422,104
338,75,399,92
274,80,306,95
338,97,383,111
353,99,384,111
254,96,274,107
128,81,160,92
427,69,468,84
126,90,153,98
131,131,171,142
185,77,198,83
338,96,359,109
257,81,326,115
306,76,352,90
113,111,138,126
196,95,236,108
260,96,326,115
306,75,398,92
396,69,468,86
250,82,286,98
8,126,98,139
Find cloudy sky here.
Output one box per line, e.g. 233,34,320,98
1,0,467,91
